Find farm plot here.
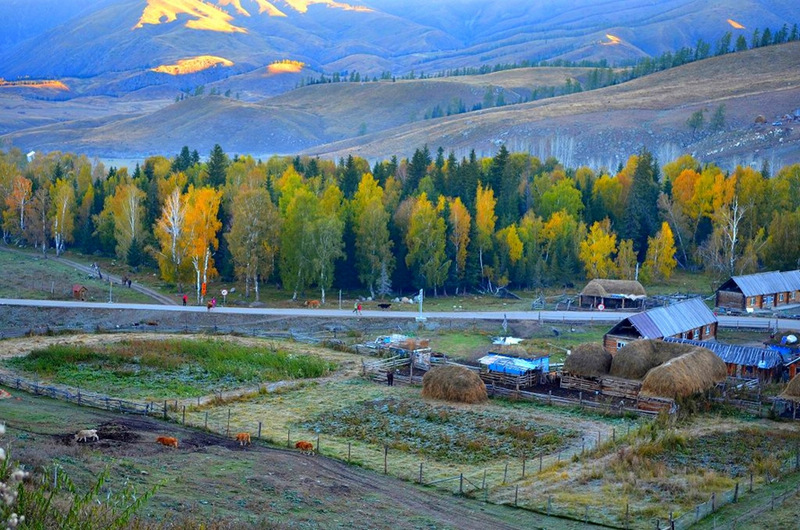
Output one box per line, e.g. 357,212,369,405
0,335,338,400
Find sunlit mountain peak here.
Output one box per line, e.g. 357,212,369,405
151,55,235,75
135,0,247,33
727,19,745,29
267,59,306,74
604,34,622,45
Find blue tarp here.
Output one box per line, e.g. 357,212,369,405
478,353,550,375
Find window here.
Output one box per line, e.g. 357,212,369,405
705,325,711,335
748,297,755,306
616,341,626,350
681,332,686,339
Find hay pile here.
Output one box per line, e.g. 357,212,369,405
779,375,800,403
564,343,611,377
640,347,727,399
610,340,693,380
421,364,488,404
398,338,430,350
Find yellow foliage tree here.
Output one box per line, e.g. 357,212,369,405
185,186,222,302
641,222,677,283
447,197,471,292
475,182,497,289
579,220,617,279
49,178,75,256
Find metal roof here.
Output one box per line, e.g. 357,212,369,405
728,270,800,297
663,337,784,369
626,298,716,339
478,354,549,375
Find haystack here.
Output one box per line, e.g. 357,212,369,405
421,364,488,404
779,375,800,403
564,343,611,378
610,339,693,380
640,347,727,399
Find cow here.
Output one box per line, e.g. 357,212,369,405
75,429,99,443
235,432,251,446
156,436,179,448
295,440,315,454
303,300,320,308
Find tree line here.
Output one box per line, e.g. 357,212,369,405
2,145,800,302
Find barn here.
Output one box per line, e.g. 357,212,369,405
603,298,717,354
578,279,647,309
663,337,788,381
715,270,800,311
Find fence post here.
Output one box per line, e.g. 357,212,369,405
669,512,674,530
547,495,552,515
204,411,208,430
287,428,291,448
182,406,186,424
514,485,518,506
77,390,81,405
316,435,320,453
711,491,716,511
522,457,526,477
549,390,552,405
482,469,487,490
459,473,463,495
539,453,543,473
348,443,351,463
584,505,588,523
749,472,753,492
105,397,109,410
163,400,167,419
226,408,231,436
503,462,508,484
579,391,582,404
734,482,739,503
613,428,616,443
257,421,262,440
597,431,601,447
695,505,700,522
384,445,388,475
625,503,629,529
418,462,422,483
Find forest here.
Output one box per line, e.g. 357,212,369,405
2,144,800,302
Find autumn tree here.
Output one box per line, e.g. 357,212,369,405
48,178,76,256
225,187,280,301
405,193,450,294
641,222,677,283
154,187,192,290
26,186,50,255
493,223,523,287
310,184,345,303
280,184,317,300
474,183,497,290
579,220,618,279
106,182,146,262
2,175,32,243
352,173,394,298
621,149,660,259
447,197,471,293
185,186,222,302
615,239,637,280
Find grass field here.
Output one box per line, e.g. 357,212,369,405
2,338,336,400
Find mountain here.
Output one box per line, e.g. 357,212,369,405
0,0,799,168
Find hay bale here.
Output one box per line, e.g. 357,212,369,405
640,347,727,399
564,343,611,377
421,364,487,404
610,339,693,380
779,375,800,403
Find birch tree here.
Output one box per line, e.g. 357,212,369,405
352,173,393,298
2,175,32,243
447,197,471,293
405,193,450,295
154,187,191,289
185,186,222,303
50,178,75,256
475,182,497,291
107,183,145,261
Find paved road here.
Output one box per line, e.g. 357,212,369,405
1,298,798,330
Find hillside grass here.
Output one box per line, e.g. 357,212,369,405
2,338,336,399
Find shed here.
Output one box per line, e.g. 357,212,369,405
664,337,787,381
603,298,717,354
715,270,800,311
579,279,646,309
478,353,550,375
72,284,88,301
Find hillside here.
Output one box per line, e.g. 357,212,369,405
303,41,800,169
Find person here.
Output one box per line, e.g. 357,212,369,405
211,297,217,308
353,301,358,313
182,294,188,306
357,302,362,315
387,370,394,386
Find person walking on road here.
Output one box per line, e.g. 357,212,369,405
182,294,188,306
357,302,362,315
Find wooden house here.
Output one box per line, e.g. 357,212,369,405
664,337,787,381
579,279,646,309
715,270,800,311
72,284,88,301
603,298,717,354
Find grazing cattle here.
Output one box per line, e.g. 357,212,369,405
304,300,320,308
75,429,98,443
156,436,179,448
235,432,251,446
377,303,391,310
295,440,315,454
206,301,213,311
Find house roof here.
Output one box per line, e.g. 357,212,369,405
612,298,717,339
723,270,800,297
663,337,785,369
580,279,646,298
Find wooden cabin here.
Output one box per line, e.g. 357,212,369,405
716,270,800,311
603,298,717,354
664,337,787,381
579,279,646,310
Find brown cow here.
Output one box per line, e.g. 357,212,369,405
235,432,251,446
156,436,178,448
295,440,315,454
303,300,320,308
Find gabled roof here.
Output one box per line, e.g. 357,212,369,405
580,279,646,298
609,298,717,339
664,337,784,369
722,270,800,297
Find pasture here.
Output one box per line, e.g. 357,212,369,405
0,332,798,528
